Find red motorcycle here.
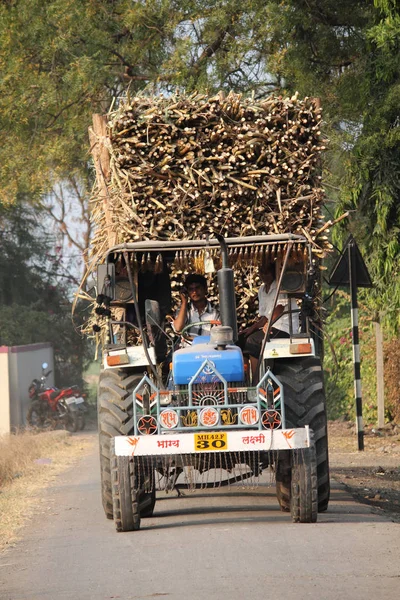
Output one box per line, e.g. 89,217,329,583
27,363,86,432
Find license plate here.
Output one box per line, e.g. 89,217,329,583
194,432,228,452
65,396,83,405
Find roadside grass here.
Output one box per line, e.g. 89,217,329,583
0,429,95,552
0,430,63,487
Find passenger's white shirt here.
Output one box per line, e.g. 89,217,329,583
258,280,299,335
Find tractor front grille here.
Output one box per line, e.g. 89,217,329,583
175,382,247,407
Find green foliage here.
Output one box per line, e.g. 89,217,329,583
331,3,400,333
1,1,400,410
324,294,391,424
383,337,400,422
324,304,354,420
0,202,90,387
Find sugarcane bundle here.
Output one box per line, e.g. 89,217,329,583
91,90,329,249
83,90,341,341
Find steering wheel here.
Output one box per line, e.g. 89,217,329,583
179,320,221,343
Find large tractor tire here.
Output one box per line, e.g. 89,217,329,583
98,369,143,519
110,439,140,532
273,356,330,513
290,439,318,523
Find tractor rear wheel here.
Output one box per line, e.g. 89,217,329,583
98,369,143,519
290,441,318,523
273,357,330,512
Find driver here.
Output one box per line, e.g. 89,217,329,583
173,274,219,338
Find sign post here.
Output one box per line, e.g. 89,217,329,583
348,238,364,450
329,235,373,451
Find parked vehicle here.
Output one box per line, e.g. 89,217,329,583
27,363,86,432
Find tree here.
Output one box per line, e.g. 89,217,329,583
332,0,400,331
42,173,93,285
1,0,399,328
0,202,90,387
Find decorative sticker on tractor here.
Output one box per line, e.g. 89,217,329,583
127,436,140,455
257,378,281,410
137,415,158,435
199,407,219,427
261,410,282,430
220,408,238,425
194,360,221,385
282,429,295,448
181,410,198,427
159,409,179,429
192,383,225,406
156,439,180,449
242,433,266,445
239,406,260,426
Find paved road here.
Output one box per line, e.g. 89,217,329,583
1,434,399,600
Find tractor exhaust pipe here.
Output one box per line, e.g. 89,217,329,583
215,234,238,343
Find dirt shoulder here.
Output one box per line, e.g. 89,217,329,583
0,429,96,552
328,420,400,522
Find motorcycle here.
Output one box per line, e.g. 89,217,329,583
26,362,86,432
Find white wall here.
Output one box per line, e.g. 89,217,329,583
0,343,54,432
0,348,11,435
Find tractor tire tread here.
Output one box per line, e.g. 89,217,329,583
274,357,330,513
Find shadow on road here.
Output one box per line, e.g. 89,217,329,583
136,482,388,530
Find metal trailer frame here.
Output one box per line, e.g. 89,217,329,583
99,232,318,373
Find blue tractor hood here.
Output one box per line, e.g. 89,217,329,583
172,342,245,385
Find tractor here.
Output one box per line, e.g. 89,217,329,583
95,233,329,531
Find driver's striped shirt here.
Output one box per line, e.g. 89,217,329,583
175,301,219,336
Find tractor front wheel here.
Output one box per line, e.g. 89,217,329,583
290,441,318,523
111,439,140,532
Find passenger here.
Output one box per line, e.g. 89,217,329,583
239,263,299,377
173,274,220,339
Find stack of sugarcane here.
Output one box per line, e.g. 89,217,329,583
83,91,340,340
92,91,329,247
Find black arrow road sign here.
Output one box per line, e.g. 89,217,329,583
328,235,373,288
